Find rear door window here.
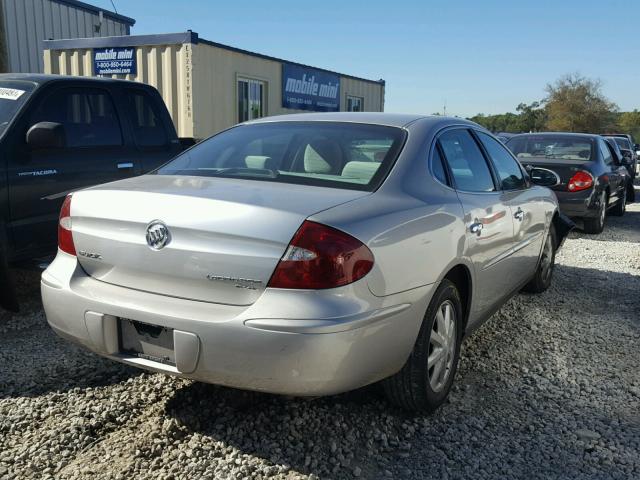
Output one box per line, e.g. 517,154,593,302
477,132,526,190
437,129,495,192
126,89,169,147
31,88,122,147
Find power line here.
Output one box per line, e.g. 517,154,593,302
110,0,118,14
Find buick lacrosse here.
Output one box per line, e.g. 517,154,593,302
42,113,571,411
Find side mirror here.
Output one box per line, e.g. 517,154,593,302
620,149,633,165
26,122,66,149
528,167,560,187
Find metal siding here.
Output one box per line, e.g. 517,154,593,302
341,77,385,112
190,43,384,139
1,0,132,73
43,39,383,140
44,42,193,138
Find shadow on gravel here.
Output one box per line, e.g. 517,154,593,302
160,261,640,479
164,381,410,478
0,269,140,399
568,210,640,243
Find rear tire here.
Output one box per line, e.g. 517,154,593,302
522,224,556,294
583,191,607,234
611,189,626,216
383,279,462,412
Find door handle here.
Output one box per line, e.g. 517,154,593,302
469,221,483,236
514,208,525,221
117,162,134,169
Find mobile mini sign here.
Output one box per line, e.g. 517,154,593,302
93,47,137,75
282,63,340,112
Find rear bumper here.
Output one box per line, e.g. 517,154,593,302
42,251,433,396
554,189,599,218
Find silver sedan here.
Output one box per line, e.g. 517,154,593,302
42,113,570,411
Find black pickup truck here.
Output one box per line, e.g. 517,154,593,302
0,74,187,310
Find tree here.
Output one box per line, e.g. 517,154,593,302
468,112,521,133
515,101,546,132
617,110,640,142
544,74,618,133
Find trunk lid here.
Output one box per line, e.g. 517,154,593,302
519,157,595,192
71,175,369,305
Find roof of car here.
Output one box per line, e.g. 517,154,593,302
508,132,601,140
0,73,141,87
246,112,478,128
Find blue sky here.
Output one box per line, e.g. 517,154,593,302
94,0,638,117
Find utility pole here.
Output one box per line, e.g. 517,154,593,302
443,100,447,116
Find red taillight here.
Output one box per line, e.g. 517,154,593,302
267,221,374,290
58,194,76,256
567,171,593,192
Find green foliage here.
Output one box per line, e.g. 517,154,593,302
545,73,618,132
468,73,638,136
616,110,640,142
469,101,545,133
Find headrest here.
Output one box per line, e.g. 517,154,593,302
304,139,342,173
245,155,275,170
341,161,381,183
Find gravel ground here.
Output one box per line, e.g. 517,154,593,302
1,201,639,480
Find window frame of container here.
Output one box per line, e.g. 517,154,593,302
237,75,267,123
346,95,364,112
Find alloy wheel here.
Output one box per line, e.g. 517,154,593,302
428,300,457,392
540,232,554,283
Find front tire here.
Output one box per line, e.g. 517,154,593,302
522,224,556,294
583,191,607,234
383,279,463,412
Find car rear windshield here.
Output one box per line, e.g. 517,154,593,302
157,122,406,191
0,80,35,136
507,135,594,161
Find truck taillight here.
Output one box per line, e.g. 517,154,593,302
267,220,374,290
567,171,593,192
58,194,76,256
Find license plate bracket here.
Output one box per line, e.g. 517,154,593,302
118,318,176,366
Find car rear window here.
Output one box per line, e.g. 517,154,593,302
157,122,406,191
507,135,594,161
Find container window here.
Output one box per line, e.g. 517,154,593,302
238,78,265,123
30,88,122,147
125,89,169,147
346,95,364,112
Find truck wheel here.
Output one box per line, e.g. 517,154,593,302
383,279,463,412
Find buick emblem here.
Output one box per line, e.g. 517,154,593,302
146,220,170,250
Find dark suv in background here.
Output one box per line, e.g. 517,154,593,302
0,74,188,310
